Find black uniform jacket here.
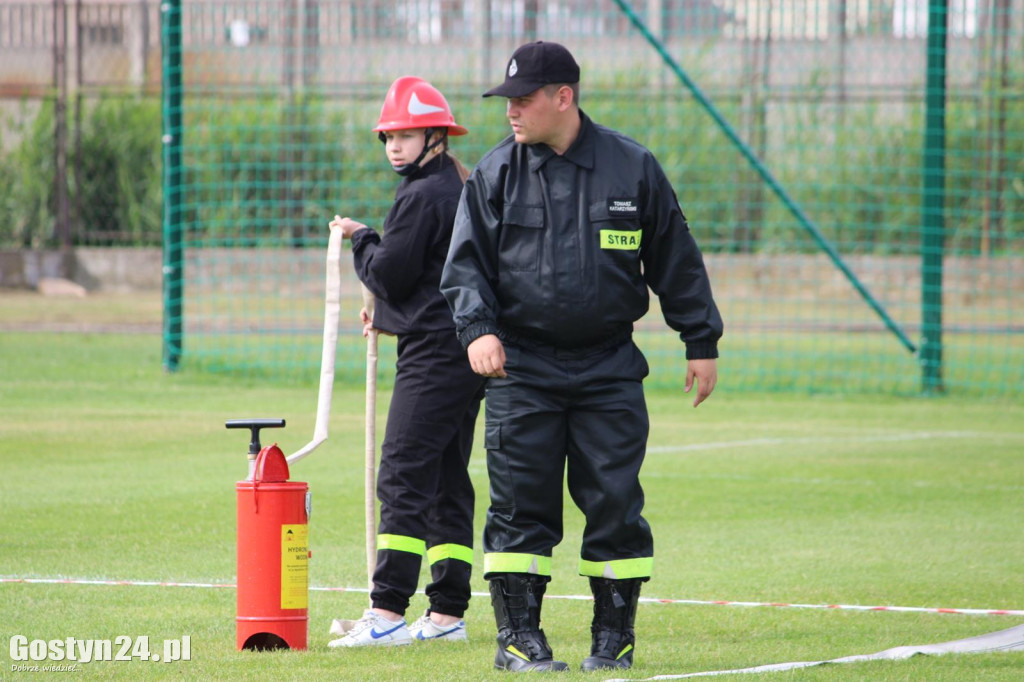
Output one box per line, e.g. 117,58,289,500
441,110,723,359
351,154,463,336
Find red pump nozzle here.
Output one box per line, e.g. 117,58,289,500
253,444,290,483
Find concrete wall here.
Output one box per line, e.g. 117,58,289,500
0,248,162,291
2,249,1020,307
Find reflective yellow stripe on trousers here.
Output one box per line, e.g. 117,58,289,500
377,534,426,556
426,543,474,565
578,557,653,580
484,553,552,576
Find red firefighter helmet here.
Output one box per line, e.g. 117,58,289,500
373,76,468,136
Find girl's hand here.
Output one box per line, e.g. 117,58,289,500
329,214,368,238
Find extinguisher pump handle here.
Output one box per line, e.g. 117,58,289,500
225,418,286,455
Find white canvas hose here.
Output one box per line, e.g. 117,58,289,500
286,225,343,466
283,223,378,605
604,624,1024,681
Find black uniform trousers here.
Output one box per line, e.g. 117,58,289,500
371,328,485,617
481,336,654,580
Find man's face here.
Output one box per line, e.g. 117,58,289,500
505,87,561,147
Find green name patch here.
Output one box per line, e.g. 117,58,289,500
600,229,642,250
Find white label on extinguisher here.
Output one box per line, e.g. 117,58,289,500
280,524,309,610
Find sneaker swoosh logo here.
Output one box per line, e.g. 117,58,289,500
416,624,463,640
408,92,445,116
370,623,406,639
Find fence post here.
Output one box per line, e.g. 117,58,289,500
73,0,83,247
53,0,71,261
162,0,183,372
921,0,948,394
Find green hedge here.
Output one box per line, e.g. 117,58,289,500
0,101,56,249
0,97,162,248
76,97,163,246
1,91,1020,255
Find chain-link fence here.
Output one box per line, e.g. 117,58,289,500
2,1,1021,396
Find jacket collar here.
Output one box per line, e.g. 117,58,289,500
526,109,595,172
401,152,449,183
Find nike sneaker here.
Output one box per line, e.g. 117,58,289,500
408,611,468,642
328,609,412,648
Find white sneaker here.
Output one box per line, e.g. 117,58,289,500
408,611,468,642
328,610,412,648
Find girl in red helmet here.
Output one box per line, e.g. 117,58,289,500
327,77,484,648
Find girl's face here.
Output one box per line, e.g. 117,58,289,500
383,128,430,170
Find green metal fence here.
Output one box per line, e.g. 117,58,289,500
158,0,1023,397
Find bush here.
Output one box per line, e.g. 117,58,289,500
0,87,1019,255
74,97,163,245
0,97,161,249
0,100,56,249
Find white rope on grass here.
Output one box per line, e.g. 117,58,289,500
542,592,1024,617
4,578,1022,617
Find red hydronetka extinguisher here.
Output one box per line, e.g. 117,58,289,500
223,223,349,652
227,419,311,651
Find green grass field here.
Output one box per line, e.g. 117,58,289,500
1,292,1023,680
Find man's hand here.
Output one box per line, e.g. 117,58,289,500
685,358,717,407
329,214,368,238
359,307,393,338
467,334,507,378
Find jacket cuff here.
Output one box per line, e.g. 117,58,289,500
458,320,499,350
349,227,380,250
684,340,719,360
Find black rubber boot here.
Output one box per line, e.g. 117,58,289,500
489,574,569,672
580,578,643,672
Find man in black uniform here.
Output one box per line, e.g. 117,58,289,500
441,42,723,672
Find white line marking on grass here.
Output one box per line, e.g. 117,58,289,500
646,430,1001,454
643,470,1024,493
644,429,1024,491
4,578,1022,617
1,578,235,589
629,596,1024,617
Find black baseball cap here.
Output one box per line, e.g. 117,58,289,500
483,41,580,98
